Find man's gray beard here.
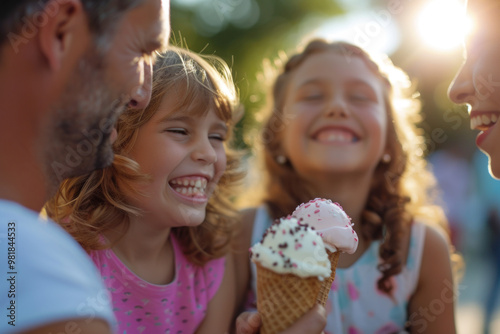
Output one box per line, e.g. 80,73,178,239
40,50,127,192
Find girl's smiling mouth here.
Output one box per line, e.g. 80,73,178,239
169,176,208,199
312,126,359,143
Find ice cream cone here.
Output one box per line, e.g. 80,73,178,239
317,250,340,306
292,198,359,306
256,263,322,334
250,216,331,333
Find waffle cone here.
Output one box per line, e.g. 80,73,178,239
317,250,340,306
255,263,322,334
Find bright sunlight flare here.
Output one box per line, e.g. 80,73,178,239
416,0,471,51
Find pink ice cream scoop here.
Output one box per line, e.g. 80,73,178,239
292,198,358,254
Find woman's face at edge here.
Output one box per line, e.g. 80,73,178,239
448,0,500,178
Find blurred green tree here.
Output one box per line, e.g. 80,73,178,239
170,0,344,148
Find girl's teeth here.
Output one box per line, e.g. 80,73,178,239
316,129,354,143
171,177,207,197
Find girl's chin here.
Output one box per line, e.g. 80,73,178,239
176,209,206,227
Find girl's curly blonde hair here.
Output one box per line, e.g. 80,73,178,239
45,46,244,266
245,39,457,294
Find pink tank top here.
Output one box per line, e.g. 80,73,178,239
90,234,226,333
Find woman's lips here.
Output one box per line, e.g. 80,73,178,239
476,127,493,147
470,111,500,147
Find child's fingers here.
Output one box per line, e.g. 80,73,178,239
235,311,262,334
280,304,327,334
235,305,325,334
247,312,262,328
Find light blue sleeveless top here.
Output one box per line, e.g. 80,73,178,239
248,205,426,334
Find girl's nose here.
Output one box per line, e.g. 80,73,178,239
325,98,348,118
191,138,217,165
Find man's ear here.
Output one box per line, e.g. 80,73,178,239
38,0,86,71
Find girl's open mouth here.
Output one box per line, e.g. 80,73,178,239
169,176,208,198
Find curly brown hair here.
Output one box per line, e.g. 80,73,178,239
245,39,452,295
45,46,244,266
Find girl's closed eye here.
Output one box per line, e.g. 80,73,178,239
209,122,229,143
165,128,188,136
350,93,371,102
297,90,326,103
209,133,226,142
304,94,324,101
349,87,377,103
296,85,326,103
